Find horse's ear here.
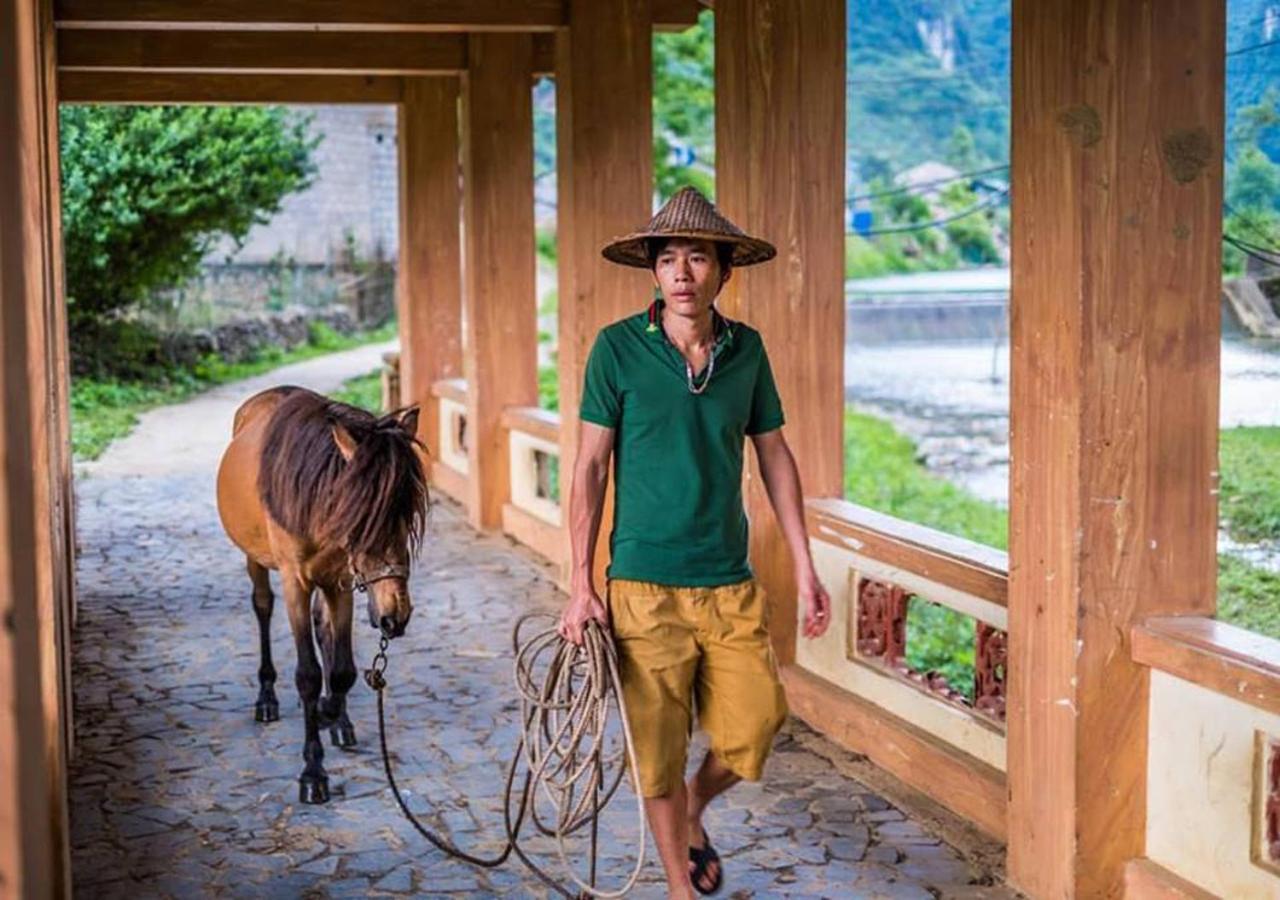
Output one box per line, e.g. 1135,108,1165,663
332,422,358,461
395,406,420,437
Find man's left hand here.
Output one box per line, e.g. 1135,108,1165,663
798,568,831,639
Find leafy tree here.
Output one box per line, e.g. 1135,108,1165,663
59,105,318,331
653,10,715,201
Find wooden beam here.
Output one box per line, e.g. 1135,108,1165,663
55,0,565,30
59,71,407,103
0,0,71,894
716,0,846,665
57,29,557,78
58,29,466,75
806,498,1008,606
1132,616,1280,718
397,79,462,457
1122,858,1218,900
554,0,654,586
461,33,537,530
782,665,1007,840
1006,1,1226,897
55,0,703,30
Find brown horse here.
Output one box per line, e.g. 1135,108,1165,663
216,385,429,804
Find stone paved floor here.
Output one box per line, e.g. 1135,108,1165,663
69,349,1016,898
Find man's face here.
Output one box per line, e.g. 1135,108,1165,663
652,238,731,318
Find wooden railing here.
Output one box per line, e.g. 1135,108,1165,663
790,498,1009,838
428,378,470,503
1128,615,1280,897
499,405,564,569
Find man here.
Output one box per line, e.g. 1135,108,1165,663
557,186,831,899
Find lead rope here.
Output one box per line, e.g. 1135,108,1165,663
364,614,647,898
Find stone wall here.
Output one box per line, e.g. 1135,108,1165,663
160,305,357,368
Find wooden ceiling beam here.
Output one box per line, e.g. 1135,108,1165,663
54,0,704,31
57,30,557,77
57,71,409,104
54,0,565,31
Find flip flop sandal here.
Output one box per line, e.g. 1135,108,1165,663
688,828,724,896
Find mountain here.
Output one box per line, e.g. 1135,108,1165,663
848,0,1280,185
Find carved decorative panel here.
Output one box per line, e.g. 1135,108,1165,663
974,622,1007,722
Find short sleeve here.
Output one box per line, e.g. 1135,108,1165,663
579,331,622,428
745,343,785,435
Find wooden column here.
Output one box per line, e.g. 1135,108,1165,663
715,0,846,664
554,0,653,583
1007,1,1224,896
461,34,538,530
0,0,72,894
397,78,462,455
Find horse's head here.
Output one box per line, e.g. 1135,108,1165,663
327,406,428,640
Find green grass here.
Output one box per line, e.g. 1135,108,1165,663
844,409,1008,550
843,408,1280,684
331,369,384,412
1220,426,1280,543
71,321,397,461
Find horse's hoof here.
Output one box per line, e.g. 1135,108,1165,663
329,724,358,750
255,700,280,723
298,775,330,804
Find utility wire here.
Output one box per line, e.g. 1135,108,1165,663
857,187,1009,236
848,164,1009,204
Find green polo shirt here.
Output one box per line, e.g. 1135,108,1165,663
579,302,785,587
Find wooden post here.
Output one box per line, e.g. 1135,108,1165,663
0,0,72,894
397,78,462,455
715,0,846,665
460,34,538,530
554,0,654,584
1007,1,1224,896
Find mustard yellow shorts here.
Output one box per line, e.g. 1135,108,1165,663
607,577,789,798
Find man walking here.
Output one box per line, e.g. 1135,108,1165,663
557,187,831,898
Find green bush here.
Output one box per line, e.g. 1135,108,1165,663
59,105,317,332
1220,426,1280,543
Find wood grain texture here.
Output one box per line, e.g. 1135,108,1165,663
0,0,70,892
59,71,408,103
553,0,653,587
54,0,699,30
781,665,1007,840
1132,616,1280,718
430,377,468,403
54,0,566,30
715,0,846,665
57,30,557,78
398,80,462,455
461,33,537,530
58,29,468,74
1007,2,1225,896
1122,858,1219,900
501,406,561,445
807,498,1009,606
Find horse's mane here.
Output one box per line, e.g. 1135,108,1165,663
258,389,428,559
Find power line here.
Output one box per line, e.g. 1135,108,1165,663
1225,233,1280,267
857,187,1010,236
848,164,1009,204
1226,36,1280,57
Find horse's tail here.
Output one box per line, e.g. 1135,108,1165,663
232,386,307,438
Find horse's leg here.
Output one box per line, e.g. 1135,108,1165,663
282,573,329,804
316,587,358,750
248,559,280,723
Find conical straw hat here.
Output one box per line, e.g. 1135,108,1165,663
601,186,777,268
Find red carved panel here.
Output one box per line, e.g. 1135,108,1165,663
855,577,907,664
1268,740,1280,862
974,622,1007,722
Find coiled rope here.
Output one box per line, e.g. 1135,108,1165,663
364,613,646,898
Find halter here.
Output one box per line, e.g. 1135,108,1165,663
351,563,410,594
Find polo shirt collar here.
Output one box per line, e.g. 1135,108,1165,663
645,298,735,348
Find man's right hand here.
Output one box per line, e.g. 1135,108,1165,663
558,585,608,645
